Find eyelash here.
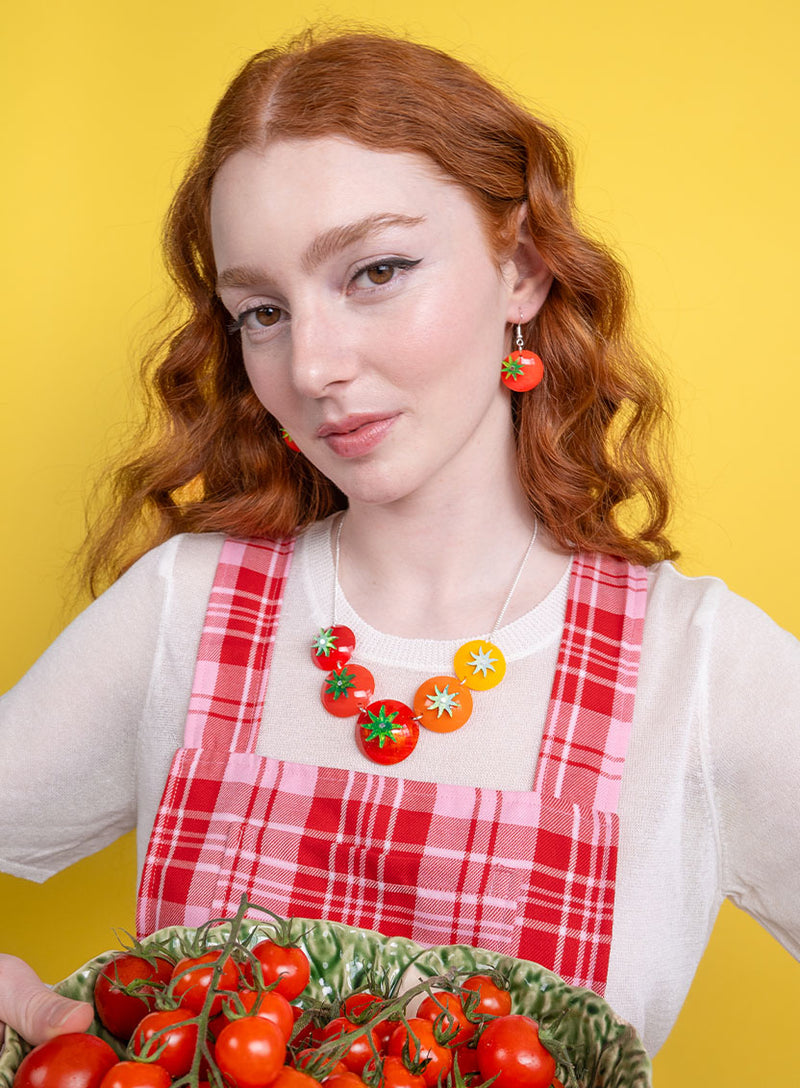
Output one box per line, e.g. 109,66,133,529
227,257,422,336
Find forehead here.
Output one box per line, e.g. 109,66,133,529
209,136,487,265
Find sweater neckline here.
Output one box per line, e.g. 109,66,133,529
298,517,570,672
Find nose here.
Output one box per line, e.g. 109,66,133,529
289,309,360,398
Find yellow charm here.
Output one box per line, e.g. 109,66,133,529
453,639,506,691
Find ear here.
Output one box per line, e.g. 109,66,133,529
500,205,553,323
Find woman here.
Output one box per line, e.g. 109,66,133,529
1,30,798,1059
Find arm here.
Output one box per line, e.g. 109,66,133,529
703,587,800,956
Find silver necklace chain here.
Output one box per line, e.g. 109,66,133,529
332,512,538,642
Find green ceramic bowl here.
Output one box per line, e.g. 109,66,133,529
0,916,651,1088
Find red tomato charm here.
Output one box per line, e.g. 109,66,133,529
321,664,375,717
356,700,419,765
500,350,544,392
15,1034,118,1088
280,428,300,452
476,1015,556,1088
311,625,356,670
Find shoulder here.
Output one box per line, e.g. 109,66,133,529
643,560,797,654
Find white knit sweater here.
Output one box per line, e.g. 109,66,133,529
2,519,798,1056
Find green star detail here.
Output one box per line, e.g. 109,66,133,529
501,355,525,379
467,645,498,677
313,627,338,657
361,704,400,748
425,683,461,718
325,667,356,700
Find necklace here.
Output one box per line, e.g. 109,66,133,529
310,514,538,766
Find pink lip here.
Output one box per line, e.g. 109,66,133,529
317,413,398,458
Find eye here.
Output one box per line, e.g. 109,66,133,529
228,305,284,335
251,306,281,326
350,257,422,292
365,263,395,285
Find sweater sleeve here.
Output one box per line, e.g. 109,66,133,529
701,585,800,957
0,541,178,881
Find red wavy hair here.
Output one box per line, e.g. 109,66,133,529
83,29,676,593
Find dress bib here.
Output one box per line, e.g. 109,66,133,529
138,536,647,995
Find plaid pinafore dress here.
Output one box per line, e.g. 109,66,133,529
137,537,647,995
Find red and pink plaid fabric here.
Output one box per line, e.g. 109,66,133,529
137,539,647,994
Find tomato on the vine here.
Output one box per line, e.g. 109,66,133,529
247,939,310,1000
320,1016,380,1075
170,951,239,1015
387,1019,452,1088
342,992,395,1049
370,1054,427,1088
98,1061,172,1088
321,1074,365,1088
131,1009,200,1078
476,1015,555,1088
220,988,295,1040
215,1015,287,1088
461,975,512,1018
15,1034,118,1088
93,953,174,1040
417,991,475,1045
271,1069,320,1088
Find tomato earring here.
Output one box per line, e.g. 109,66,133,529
501,322,544,392
280,427,300,452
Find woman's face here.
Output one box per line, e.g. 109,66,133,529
211,136,529,511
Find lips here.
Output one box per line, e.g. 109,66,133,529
317,413,398,458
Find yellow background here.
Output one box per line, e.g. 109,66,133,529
1,0,797,1082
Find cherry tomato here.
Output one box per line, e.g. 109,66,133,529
271,1070,320,1088
417,991,475,1045
453,1045,480,1083
215,1016,287,1088
131,1009,199,1078
170,951,239,1015
369,1055,426,1088
220,988,295,1040
294,1048,347,1077
476,1015,555,1088
320,1016,380,1075
93,954,174,1040
341,993,395,1050
247,939,310,1000
387,1019,452,1088
321,1075,365,1088
98,1061,173,1088
461,975,512,1018
15,1034,118,1088
355,701,419,765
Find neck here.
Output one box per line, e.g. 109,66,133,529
335,467,568,640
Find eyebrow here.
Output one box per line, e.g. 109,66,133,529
215,212,426,291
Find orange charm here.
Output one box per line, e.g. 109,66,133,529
453,639,506,691
413,675,473,733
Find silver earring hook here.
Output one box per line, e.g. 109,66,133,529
515,320,525,353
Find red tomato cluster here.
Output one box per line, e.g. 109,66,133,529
14,945,564,1088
